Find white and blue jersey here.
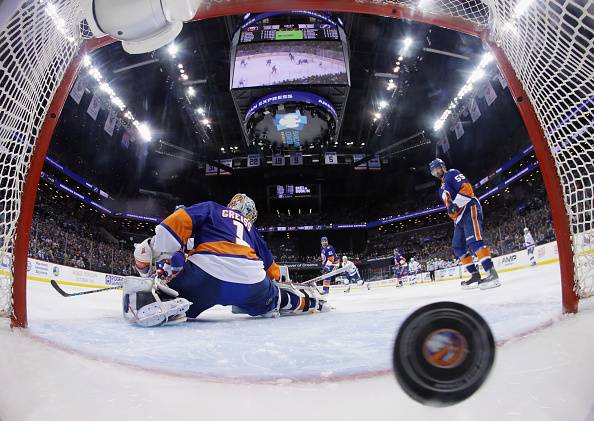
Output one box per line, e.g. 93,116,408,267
153,201,281,318
343,260,361,282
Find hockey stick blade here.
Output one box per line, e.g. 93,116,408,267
50,280,121,297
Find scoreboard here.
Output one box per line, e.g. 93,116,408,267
240,24,340,43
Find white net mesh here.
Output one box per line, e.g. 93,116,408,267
0,0,84,317
0,0,592,320
486,0,594,297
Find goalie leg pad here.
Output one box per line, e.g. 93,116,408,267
122,276,191,327
275,283,330,315
134,297,192,327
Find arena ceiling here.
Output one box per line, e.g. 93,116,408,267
48,11,529,213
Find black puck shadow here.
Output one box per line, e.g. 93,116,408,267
393,301,495,407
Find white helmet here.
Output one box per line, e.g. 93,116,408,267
524,227,529,233
228,193,258,223
342,255,348,262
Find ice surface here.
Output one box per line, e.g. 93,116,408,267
1,263,594,421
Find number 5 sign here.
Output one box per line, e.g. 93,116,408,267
324,151,337,165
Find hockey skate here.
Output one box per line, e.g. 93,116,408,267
479,268,501,290
461,272,481,289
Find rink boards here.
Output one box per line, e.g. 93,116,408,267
1,239,592,292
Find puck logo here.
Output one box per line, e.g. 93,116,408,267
422,328,468,369
52,266,60,276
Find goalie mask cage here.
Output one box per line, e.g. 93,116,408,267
0,0,592,328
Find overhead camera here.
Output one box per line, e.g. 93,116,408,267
81,0,202,54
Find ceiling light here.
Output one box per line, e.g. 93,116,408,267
402,38,413,51
373,112,382,119
137,123,151,142
196,107,205,115
177,63,183,69
168,43,178,57
187,87,195,97
201,118,210,125
180,69,185,74
378,100,388,109
181,74,188,80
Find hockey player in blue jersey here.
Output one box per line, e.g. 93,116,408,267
393,249,406,287
429,159,500,289
127,194,329,326
320,236,338,294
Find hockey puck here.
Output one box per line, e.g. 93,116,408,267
393,301,495,406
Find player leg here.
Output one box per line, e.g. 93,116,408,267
452,221,481,289
528,245,536,266
322,267,332,294
343,276,351,293
465,204,500,289
354,272,370,290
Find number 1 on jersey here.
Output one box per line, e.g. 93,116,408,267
233,220,250,247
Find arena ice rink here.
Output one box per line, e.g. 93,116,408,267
1,262,593,420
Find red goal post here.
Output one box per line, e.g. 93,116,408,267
1,0,591,328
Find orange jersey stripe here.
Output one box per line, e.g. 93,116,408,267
471,205,482,241
459,182,475,197
190,241,259,260
161,209,193,246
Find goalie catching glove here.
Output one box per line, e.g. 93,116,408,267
122,276,192,327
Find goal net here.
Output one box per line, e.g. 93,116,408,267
0,0,592,326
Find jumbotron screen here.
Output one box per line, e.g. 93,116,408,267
232,40,348,88
239,23,340,42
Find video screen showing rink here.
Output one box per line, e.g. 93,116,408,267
232,41,348,88
20,261,566,381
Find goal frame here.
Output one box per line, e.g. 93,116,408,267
9,0,579,328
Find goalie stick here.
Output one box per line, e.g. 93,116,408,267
50,279,122,297
296,266,348,286
50,267,347,298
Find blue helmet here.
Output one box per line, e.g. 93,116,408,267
321,236,328,243
429,158,446,177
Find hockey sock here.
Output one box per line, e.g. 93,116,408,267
476,247,494,271
460,255,479,274
279,289,312,312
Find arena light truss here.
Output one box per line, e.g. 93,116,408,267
169,43,213,128
433,52,494,131
82,56,152,142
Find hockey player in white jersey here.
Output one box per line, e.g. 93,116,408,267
408,257,421,274
524,227,536,266
341,256,369,293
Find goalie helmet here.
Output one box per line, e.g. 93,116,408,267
228,193,258,223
